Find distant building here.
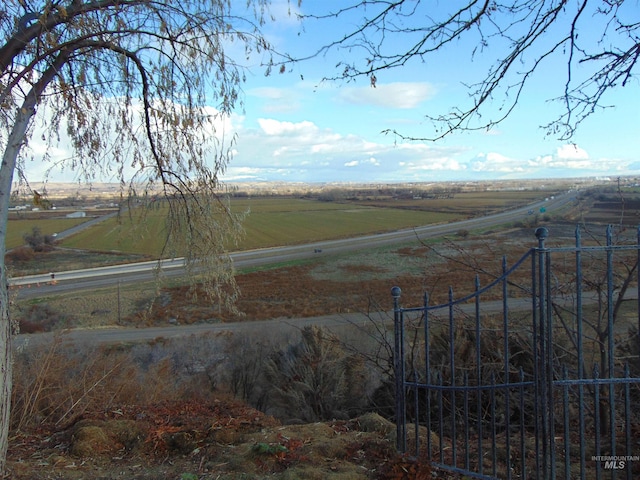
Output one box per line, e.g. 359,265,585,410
66,211,86,218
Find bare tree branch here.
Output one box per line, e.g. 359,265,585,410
283,0,639,141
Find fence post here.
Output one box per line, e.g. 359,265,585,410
637,226,640,359
535,227,553,480
391,286,406,453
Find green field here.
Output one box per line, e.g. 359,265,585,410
59,197,466,255
6,217,89,249
232,198,466,249
59,208,170,255
8,190,557,257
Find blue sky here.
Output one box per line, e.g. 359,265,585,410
218,1,640,184
25,1,640,185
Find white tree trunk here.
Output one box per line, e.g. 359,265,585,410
0,98,38,474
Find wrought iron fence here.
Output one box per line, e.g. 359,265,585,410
392,225,640,479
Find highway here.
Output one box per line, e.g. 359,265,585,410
9,193,573,299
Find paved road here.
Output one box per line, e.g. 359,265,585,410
9,296,543,349
13,310,393,349
18,285,630,351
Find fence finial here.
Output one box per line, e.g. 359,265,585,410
535,227,549,248
391,286,402,299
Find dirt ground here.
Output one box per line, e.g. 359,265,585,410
7,398,433,480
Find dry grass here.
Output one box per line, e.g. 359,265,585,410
13,284,160,331
7,327,430,479
8,403,421,479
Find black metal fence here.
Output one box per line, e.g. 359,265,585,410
392,225,640,479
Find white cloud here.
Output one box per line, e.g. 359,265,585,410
22,100,637,186
472,152,525,173
531,144,592,170
392,143,468,172
227,117,477,182
258,118,317,136
338,82,436,109
342,157,379,168
401,157,466,172
556,144,589,160
524,144,638,177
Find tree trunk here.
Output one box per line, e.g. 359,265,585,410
0,48,69,472
0,91,40,476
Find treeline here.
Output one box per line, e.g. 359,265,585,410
315,187,462,202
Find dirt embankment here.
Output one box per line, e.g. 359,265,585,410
8,399,432,480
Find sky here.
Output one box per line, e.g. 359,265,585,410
23,1,640,185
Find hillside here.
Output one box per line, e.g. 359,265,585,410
8,186,640,479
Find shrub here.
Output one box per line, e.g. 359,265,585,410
22,226,57,252
11,325,385,433
16,304,74,333
406,315,574,436
264,326,369,422
11,336,136,430
222,331,279,412
6,246,34,263
11,339,187,431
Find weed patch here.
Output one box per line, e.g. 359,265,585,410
15,304,74,333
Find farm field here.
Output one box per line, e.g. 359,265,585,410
5,217,89,249
11,223,584,332
230,197,462,250
58,197,467,255
7,188,575,336
347,190,547,213
39,191,555,256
